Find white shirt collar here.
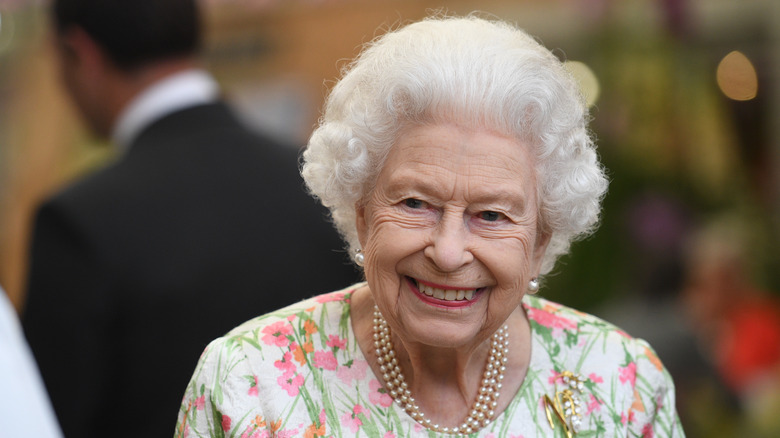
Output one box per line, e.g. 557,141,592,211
111,69,219,150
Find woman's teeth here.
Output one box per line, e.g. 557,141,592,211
417,282,476,301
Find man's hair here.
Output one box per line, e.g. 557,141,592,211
52,0,201,71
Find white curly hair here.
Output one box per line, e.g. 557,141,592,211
302,14,608,277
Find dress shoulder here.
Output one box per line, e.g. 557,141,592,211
522,294,684,437
174,285,362,438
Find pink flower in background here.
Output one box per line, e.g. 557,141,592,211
621,411,635,425
485,434,496,438
619,362,637,387
194,395,205,410
588,373,604,384
314,350,338,370
509,435,526,438
642,423,654,438
341,405,371,433
337,359,368,385
274,351,296,373
383,432,396,438
277,370,304,397
261,321,293,347
548,369,562,384
368,379,393,407
326,334,347,350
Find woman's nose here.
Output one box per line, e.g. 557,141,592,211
423,212,474,272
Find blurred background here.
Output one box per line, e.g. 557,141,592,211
0,0,778,436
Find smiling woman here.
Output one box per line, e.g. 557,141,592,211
354,123,542,354
174,14,684,437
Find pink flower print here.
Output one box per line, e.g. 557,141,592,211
369,379,393,407
414,423,424,433
274,351,296,373
261,321,293,347
337,359,368,385
194,395,205,410
383,432,396,438
588,373,604,384
485,434,496,438
527,308,577,337
326,334,347,350
341,404,370,433
277,370,305,396
642,423,654,438
315,292,346,303
313,350,338,371
548,369,562,384
341,412,363,433
277,428,300,438
221,415,232,431
240,427,270,438
586,394,602,414
620,410,636,425
619,362,637,388
509,435,526,438
248,375,259,396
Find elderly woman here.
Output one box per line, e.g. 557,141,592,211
175,15,683,437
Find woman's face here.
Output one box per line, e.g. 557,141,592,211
356,123,549,349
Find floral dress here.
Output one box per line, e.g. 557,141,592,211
174,284,684,437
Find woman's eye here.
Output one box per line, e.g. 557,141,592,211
479,211,504,222
403,198,426,209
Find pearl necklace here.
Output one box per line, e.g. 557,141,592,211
372,306,510,435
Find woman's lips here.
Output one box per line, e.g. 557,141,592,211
406,277,483,306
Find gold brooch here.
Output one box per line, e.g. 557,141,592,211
543,371,586,437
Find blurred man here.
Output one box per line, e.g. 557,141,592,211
22,0,357,436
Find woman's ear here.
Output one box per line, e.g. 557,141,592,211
531,228,551,274
355,201,368,247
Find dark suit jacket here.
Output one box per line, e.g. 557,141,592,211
22,102,359,437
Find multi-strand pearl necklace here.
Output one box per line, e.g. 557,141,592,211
372,306,510,435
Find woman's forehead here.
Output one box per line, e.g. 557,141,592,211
377,123,537,199
387,124,533,170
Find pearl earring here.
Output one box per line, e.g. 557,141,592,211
528,278,540,294
354,249,365,267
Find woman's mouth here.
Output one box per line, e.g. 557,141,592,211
407,277,483,304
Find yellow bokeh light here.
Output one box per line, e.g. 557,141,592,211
716,51,758,101
564,60,600,108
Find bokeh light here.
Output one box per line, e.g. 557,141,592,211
716,50,758,101
564,60,600,107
